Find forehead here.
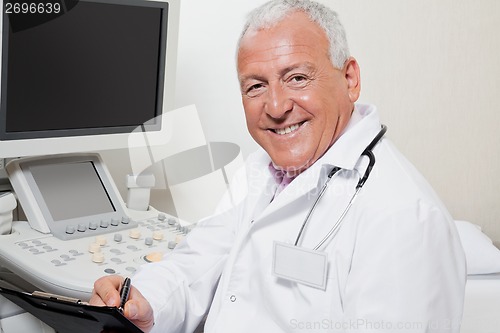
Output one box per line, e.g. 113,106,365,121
237,11,330,73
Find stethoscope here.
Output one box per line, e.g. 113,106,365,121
294,124,387,250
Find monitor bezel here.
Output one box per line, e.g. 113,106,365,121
0,0,179,158
6,153,138,240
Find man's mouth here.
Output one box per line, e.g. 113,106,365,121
272,122,304,135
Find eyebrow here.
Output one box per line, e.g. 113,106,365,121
278,62,316,77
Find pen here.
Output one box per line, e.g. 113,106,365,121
119,277,131,312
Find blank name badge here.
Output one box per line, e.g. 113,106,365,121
272,241,328,290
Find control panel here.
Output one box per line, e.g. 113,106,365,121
0,209,192,301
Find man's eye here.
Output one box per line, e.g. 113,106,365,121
292,75,306,81
249,83,262,91
246,83,265,97
290,75,308,83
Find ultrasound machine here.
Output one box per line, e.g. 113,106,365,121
0,1,188,331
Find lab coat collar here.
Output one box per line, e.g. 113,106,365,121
322,103,382,171
252,103,382,219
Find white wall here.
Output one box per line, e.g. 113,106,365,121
172,0,500,243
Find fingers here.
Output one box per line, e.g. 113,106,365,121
123,286,155,332
90,275,124,307
90,275,155,333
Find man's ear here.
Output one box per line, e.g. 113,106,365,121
344,57,361,103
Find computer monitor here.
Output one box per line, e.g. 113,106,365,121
0,0,180,159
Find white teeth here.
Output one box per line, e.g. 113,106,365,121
275,124,300,135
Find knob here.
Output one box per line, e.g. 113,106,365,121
95,235,107,246
65,225,76,234
114,233,123,242
144,237,153,246
158,213,166,221
89,221,98,230
145,252,163,263
77,224,87,232
92,252,104,263
111,219,119,226
89,243,101,253
129,229,141,239
175,235,185,244
168,241,176,249
152,231,164,241
121,217,131,225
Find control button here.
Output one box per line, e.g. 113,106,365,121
110,248,122,254
158,213,166,221
114,234,123,242
121,217,131,225
89,243,101,253
144,252,163,263
43,246,53,251
29,248,40,253
51,259,62,265
89,222,98,230
95,235,107,246
69,249,82,256
100,220,109,228
127,245,138,251
104,268,116,274
60,254,71,261
125,267,136,273
111,219,120,226
129,229,141,239
65,225,76,234
111,258,122,263
152,231,164,241
92,252,105,263
32,240,42,245
230,295,236,302
144,237,153,246
77,224,87,232
167,218,177,226
167,241,176,250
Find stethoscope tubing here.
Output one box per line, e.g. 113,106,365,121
293,125,387,250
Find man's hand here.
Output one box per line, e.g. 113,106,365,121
90,275,155,333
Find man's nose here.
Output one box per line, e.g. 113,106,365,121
264,84,293,119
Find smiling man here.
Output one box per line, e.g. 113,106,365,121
91,1,466,332
238,10,358,176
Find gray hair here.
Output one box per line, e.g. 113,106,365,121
238,0,350,69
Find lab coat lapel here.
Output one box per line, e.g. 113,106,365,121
240,150,278,221
255,162,324,222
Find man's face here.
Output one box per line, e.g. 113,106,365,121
237,11,360,175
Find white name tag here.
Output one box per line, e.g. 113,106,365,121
272,241,328,290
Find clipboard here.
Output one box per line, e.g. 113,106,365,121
0,287,143,333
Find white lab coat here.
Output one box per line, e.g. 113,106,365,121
133,104,466,333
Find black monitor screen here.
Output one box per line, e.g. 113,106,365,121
1,0,167,139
